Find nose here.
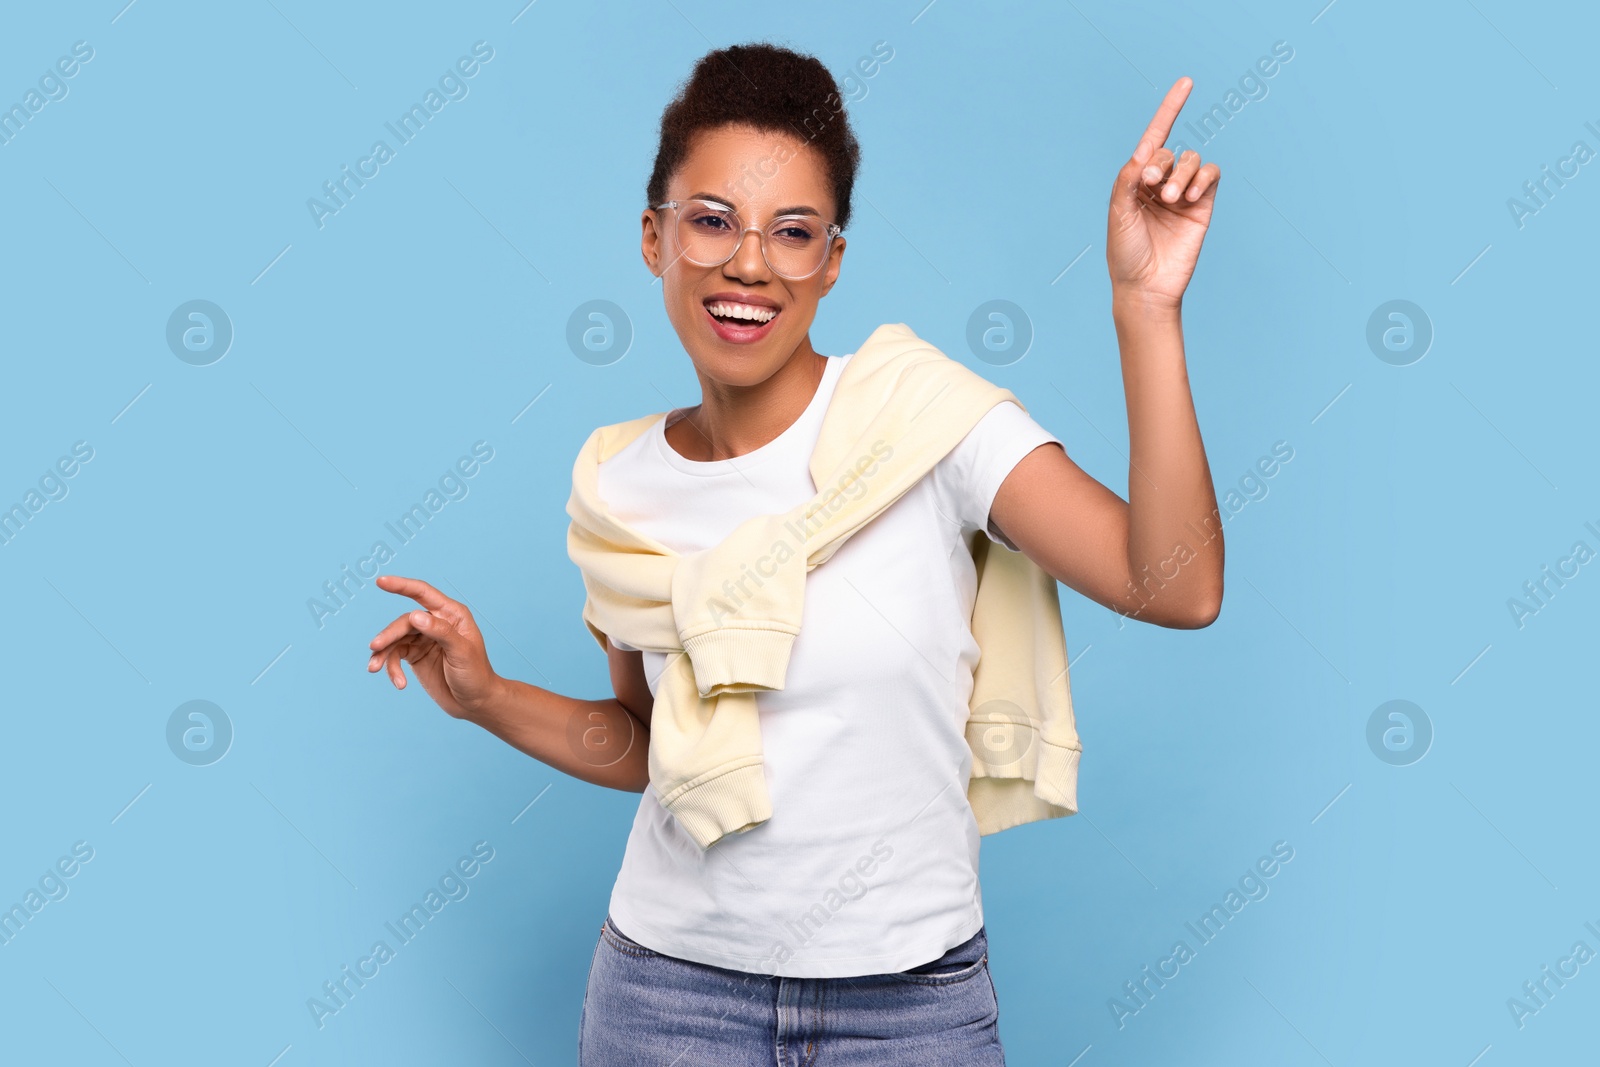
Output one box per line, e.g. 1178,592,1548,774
723,226,770,283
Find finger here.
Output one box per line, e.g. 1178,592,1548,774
1162,150,1204,203
374,574,459,617
385,645,407,689
1185,162,1221,202
369,612,423,653
1141,148,1175,188
1134,77,1193,163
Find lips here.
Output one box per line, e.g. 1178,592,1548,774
702,294,781,344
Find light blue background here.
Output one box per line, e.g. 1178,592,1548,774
2,1,1596,1063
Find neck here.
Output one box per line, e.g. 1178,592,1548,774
672,337,829,461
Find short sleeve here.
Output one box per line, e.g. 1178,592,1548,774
931,401,1062,551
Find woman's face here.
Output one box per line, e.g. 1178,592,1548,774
642,123,846,388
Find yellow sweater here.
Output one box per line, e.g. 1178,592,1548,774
565,323,1082,849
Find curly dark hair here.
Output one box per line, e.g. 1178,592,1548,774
646,43,862,231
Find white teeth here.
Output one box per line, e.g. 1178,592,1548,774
706,301,777,323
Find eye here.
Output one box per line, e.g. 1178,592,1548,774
771,219,818,244
688,211,734,232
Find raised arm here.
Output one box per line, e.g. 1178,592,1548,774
366,574,653,790
990,76,1225,629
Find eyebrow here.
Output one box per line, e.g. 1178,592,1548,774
683,191,822,218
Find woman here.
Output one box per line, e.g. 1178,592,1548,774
366,42,1223,1064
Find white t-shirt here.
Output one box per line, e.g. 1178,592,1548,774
597,351,1062,978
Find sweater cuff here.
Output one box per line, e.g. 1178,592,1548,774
662,762,774,849
680,628,796,696
1031,737,1081,813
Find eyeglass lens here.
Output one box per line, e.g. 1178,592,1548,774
675,202,830,279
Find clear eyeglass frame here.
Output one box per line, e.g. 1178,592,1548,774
653,198,843,280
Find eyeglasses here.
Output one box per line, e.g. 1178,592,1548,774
654,199,842,281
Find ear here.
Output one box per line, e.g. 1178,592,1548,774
641,209,664,276
817,235,846,299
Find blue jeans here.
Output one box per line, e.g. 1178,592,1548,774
579,915,1007,1065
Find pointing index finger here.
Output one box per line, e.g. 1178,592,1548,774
1134,77,1193,163
375,574,454,613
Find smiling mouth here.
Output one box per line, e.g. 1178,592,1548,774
704,299,780,326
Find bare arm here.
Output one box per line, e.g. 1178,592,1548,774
990,304,1223,628
468,642,653,791
989,77,1224,629
366,574,654,791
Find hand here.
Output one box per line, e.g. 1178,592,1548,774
366,575,502,720
1106,77,1221,310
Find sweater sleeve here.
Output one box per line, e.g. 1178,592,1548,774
931,401,1062,551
